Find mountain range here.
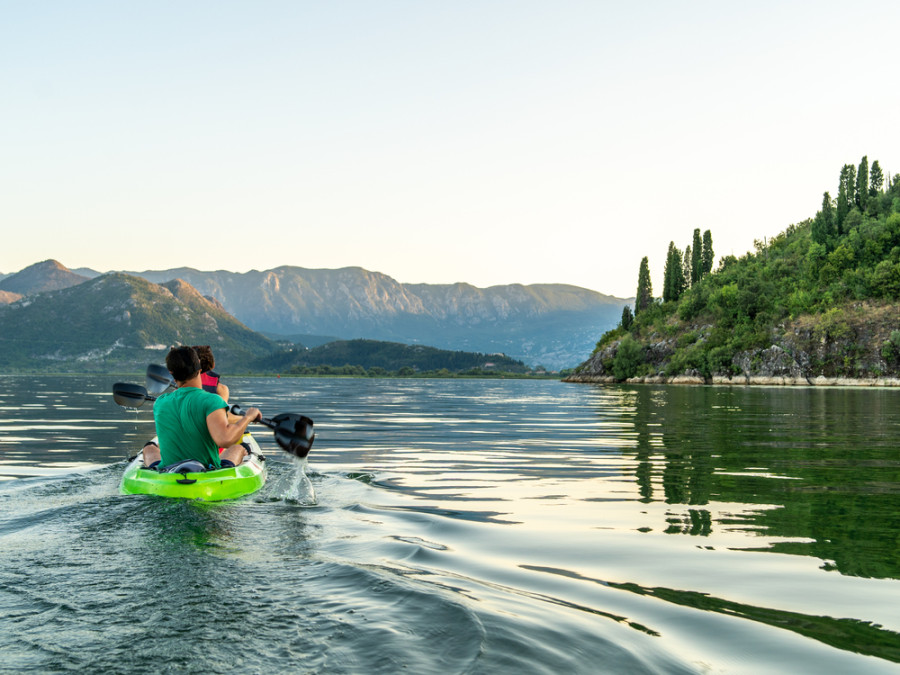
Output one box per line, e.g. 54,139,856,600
127,266,627,368
0,268,274,372
0,260,629,369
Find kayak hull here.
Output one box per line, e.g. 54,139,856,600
120,434,266,501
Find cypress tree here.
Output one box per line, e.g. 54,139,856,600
821,190,834,227
846,164,856,210
701,230,714,276
857,156,869,210
812,191,835,246
620,305,634,330
690,229,702,285
663,241,684,303
836,164,851,232
674,242,686,298
662,246,673,303
682,246,692,289
870,160,884,197
635,257,653,315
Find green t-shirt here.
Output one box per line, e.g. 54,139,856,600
153,387,228,468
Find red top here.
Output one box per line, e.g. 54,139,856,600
200,370,220,394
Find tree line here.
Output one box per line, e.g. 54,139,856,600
812,155,885,247
622,228,715,330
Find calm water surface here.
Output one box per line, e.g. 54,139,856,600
0,376,898,673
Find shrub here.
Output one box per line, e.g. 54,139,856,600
612,336,643,381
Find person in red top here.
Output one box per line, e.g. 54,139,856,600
193,345,230,402
142,346,260,470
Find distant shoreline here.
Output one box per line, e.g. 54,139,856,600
563,374,900,387
0,371,564,381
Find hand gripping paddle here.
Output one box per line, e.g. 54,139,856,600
112,383,315,459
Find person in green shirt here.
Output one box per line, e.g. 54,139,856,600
142,346,261,469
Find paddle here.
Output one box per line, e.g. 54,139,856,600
112,382,315,458
146,364,176,395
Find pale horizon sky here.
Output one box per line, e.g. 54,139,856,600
2,1,898,298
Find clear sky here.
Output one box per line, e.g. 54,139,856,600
2,1,898,298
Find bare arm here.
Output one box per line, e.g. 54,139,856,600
206,406,261,448
216,382,230,402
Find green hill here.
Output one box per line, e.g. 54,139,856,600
0,259,89,295
252,338,531,376
571,156,900,384
0,273,276,373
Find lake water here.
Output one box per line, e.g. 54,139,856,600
0,376,898,673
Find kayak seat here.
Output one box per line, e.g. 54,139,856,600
161,459,207,474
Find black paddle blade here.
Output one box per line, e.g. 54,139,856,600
271,413,315,458
146,364,175,395
112,382,153,409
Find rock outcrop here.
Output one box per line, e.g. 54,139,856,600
566,302,900,386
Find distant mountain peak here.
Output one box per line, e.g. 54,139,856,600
161,278,227,312
0,259,89,296
39,259,69,270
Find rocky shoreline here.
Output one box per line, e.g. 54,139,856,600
567,305,900,388
563,373,900,387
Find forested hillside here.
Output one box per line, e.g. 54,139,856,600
571,156,900,383
252,339,532,377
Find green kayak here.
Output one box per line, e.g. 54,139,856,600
120,434,266,501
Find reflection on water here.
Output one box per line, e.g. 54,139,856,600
0,375,898,673
618,385,900,581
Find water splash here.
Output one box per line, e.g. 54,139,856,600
267,457,317,504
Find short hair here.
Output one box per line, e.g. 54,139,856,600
192,345,215,372
166,346,201,382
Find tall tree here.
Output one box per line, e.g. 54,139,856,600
870,160,884,197
682,246,692,289
821,190,834,227
701,230,714,276
856,156,869,210
635,257,653,315
620,305,634,331
663,241,685,302
812,191,835,246
836,164,852,232
690,228,702,285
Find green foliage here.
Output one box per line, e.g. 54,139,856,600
869,160,884,198
590,155,900,379
612,335,643,381
620,304,634,330
254,339,533,376
836,164,853,231
663,242,685,303
856,156,869,211
691,229,703,285
881,330,900,362
811,192,835,247
701,230,714,276
682,246,692,290
635,257,653,314
595,325,626,353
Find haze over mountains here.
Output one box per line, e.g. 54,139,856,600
0,260,629,369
